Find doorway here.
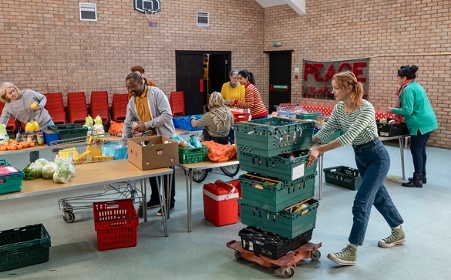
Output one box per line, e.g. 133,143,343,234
175,51,230,115
267,51,293,112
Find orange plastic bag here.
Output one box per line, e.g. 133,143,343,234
201,141,237,162
108,121,124,137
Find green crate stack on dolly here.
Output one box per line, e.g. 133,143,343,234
232,117,321,261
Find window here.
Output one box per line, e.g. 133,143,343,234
197,11,209,27
79,3,97,21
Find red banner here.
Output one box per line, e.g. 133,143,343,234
302,58,370,99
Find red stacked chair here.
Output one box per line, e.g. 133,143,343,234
44,92,67,124
169,91,185,116
67,92,88,125
0,102,18,133
90,91,110,123
111,93,128,122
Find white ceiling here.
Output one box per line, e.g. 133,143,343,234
255,0,286,8
255,0,306,15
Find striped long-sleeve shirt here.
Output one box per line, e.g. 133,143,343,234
314,100,378,146
234,82,267,119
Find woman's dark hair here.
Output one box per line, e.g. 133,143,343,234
398,65,418,79
238,70,255,85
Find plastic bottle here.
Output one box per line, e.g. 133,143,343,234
32,119,40,131
3,133,9,145
189,135,202,148
85,114,93,127
25,121,34,133
95,114,102,125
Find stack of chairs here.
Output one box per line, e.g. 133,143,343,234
45,92,67,124
67,92,88,125
90,91,110,124
111,93,128,122
169,91,185,116
0,102,18,133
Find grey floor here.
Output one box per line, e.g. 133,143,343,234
1,142,450,280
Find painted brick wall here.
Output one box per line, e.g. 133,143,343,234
0,0,449,148
0,0,265,105
263,1,451,149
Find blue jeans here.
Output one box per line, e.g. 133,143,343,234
349,138,404,245
410,130,430,173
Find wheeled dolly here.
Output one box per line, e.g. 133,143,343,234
227,240,322,278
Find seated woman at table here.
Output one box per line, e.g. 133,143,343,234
0,82,54,130
191,91,233,144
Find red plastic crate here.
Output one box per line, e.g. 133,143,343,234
93,199,139,251
232,112,251,124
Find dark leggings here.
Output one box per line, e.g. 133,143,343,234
410,130,430,173
202,130,229,144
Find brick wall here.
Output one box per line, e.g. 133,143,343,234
0,0,265,105
263,1,451,149
0,0,449,148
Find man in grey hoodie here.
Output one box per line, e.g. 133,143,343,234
122,72,176,216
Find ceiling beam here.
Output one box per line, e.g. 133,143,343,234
255,0,305,15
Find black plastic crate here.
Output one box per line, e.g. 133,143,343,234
323,165,362,190
376,120,408,137
239,226,313,259
48,123,87,140
0,224,51,272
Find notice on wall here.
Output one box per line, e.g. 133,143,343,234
302,58,370,99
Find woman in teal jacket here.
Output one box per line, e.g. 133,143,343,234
387,65,438,188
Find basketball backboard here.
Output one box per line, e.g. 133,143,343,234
134,0,160,13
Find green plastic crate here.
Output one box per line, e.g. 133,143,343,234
239,198,319,239
235,117,315,157
238,150,317,181
296,112,321,120
0,224,51,272
323,165,362,190
178,145,208,164
49,123,87,140
239,173,316,212
0,160,24,195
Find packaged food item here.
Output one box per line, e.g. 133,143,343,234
32,119,40,131
171,135,194,148
189,135,202,148
25,121,34,133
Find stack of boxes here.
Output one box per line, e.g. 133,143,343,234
234,117,319,259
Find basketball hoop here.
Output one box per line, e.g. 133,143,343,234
145,9,160,28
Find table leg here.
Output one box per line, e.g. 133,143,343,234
399,137,405,180
318,154,323,200
156,175,168,237
184,169,191,232
188,169,193,233
166,168,173,220
140,178,147,223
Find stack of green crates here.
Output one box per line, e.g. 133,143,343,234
234,117,320,250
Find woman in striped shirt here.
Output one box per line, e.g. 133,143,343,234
308,71,405,266
228,70,268,120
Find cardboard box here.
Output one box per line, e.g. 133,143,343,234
127,136,179,170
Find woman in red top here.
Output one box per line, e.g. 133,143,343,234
228,70,268,119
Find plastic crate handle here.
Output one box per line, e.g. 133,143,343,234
214,180,237,200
